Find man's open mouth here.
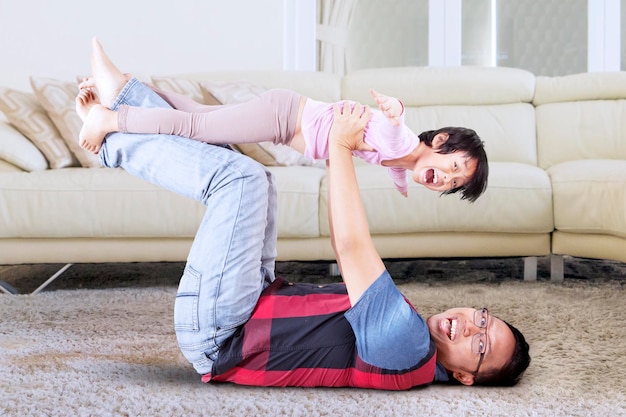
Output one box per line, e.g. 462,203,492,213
447,318,457,341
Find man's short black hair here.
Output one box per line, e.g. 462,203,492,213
418,127,488,203
474,320,531,387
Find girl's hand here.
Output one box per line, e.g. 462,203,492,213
370,88,403,126
330,102,372,152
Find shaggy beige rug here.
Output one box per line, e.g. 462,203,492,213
2,280,625,417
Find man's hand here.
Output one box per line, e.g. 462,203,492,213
330,101,373,152
370,89,403,126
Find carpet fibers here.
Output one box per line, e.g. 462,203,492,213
1,257,625,416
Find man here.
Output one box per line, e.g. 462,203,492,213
84,44,529,388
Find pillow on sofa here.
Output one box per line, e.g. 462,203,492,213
0,121,49,171
201,80,266,104
199,80,319,167
29,76,102,168
0,159,25,172
0,86,76,168
150,77,207,104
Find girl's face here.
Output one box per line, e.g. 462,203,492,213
411,133,477,192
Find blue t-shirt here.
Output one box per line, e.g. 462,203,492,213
345,270,432,370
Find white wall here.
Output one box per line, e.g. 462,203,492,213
0,0,290,92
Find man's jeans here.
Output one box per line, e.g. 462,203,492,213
99,78,277,375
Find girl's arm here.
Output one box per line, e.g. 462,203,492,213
369,89,413,156
327,102,386,306
370,89,414,196
370,89,403,126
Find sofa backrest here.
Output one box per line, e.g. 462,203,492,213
534,71,626,169
154,70,342,102
342,66,538,165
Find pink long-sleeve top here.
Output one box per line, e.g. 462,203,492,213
301,99,419,195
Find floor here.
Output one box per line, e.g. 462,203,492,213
1,255,625,295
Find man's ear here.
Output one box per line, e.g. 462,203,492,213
432,132,449,149
453,371,476,386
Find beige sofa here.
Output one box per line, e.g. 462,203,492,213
0,67,624,288
534,72,626,267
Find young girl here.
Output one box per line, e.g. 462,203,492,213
78,38,488,201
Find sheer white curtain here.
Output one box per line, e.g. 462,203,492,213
316,0,359,75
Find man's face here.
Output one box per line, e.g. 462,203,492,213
427,307,516,385
411,133,477,192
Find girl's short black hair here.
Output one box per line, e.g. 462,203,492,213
418,127,488,203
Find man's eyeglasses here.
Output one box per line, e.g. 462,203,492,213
472,307,489,375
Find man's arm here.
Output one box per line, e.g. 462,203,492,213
327,102,386,305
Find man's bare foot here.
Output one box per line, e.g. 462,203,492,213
78,104,118,154
75,86,99,122
78,73,132,95
90,37,128,108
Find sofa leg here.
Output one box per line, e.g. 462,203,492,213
550,255,564,282
30,263,74,295
0,263,73,295
0,280,19,294
523,257,537,281
328,262,340,277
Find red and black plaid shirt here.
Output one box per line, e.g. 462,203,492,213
202,277,437,390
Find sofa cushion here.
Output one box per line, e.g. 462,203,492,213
342,67,538,166
319,162,553,236
0,168,205,238
549,159,626,238
534,72,626,106
0,87,75,169
158,71,342,102
342,66,535,106
267,166,325,238
0,166,323,240
29,76,102,168
536,100,626,169
0,121,48,171
403,103,537,165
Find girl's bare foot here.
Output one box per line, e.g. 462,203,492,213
90,37,128,108
78,104,118,154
